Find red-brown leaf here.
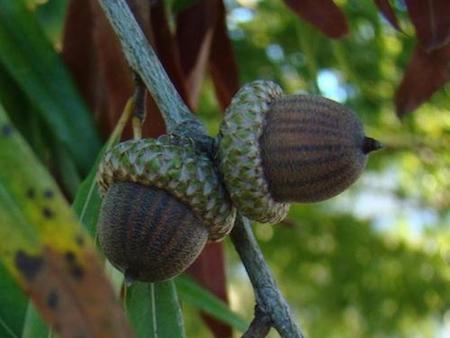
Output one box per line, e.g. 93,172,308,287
88,0,166,139
22,248,133,338
283,0,348,39
62,0,97,111
395,43,450,118
405,0,450,50
175,0,220,109
209,0,240,110
188,243,232,338
150,1,189,106
374,0,401,31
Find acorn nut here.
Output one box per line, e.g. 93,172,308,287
97,135,236,283
217,80,382,224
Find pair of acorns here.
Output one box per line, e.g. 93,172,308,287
96,81,381,283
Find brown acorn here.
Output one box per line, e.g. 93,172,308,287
97,135,236,283
217,80,381,224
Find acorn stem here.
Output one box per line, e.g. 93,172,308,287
362,137,383,154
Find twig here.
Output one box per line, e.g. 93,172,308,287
231,217,304,338
242,305,272,338
98,1,305,337
98,0,204,136
131,75,146,140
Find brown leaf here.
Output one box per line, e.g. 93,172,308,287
19,247,133,338
395,43,450,118
283,0,348,39
176,0,221,109
373,0,401,31
405,0,450,50
188,243,232,338
62,0,97,113
90,0,135,138
88,0,166,139
209,0,240,111
150,1,189,107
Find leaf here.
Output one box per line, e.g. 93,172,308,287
373,0,401,31
126,281,185,338
176,0,220,108
72,151,104,237
395,44,450,118
62,0,98,111
405,0,450,50
150,0,189,104
187,243,232,338
0,0,101,174
0,105,133,338
209,0,240,110
283,0,349,39
0,263,27,338
170,0,202,14
21,302,49,338
176,276,248,332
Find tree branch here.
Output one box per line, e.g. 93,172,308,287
231,217,304,338
98,1,305,337
242,305,272,338
98,0,204,135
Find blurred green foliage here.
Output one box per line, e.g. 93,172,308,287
196,0,450,337
0,0,449,337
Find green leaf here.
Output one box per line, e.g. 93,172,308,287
0,0,101,174
170,0,201,13
0,263,27,338
126,281,185,338
176,276,248,332
72,149,104,237
21,303,49,338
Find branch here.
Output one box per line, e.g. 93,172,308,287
242,305,272,338
98,0,204,135
231,217,304,338
98,1,305,337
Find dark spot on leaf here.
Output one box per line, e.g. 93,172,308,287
26,188,35,199
44,189,54,199
15,251,44,281
1,124,13,136
75,235,85,247
42,207,54,219
47,290,59,310
65,251,84,281
70,265,85,281
65,251,76,263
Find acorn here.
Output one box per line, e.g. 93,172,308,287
217,80,382,223
97,135,236,283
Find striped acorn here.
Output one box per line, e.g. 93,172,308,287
97,135,236,283
217,80,381,224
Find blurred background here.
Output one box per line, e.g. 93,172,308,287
0,0,449,337
194,1,450,336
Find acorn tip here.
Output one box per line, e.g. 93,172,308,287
362,137,383,154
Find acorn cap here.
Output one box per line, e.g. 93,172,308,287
98,135,236,241
217,80,290,223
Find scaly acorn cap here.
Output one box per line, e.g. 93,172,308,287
98,135,236,241
218,80,381,224
217,80,289,223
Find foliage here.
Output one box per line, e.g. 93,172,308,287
0,0,449,338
